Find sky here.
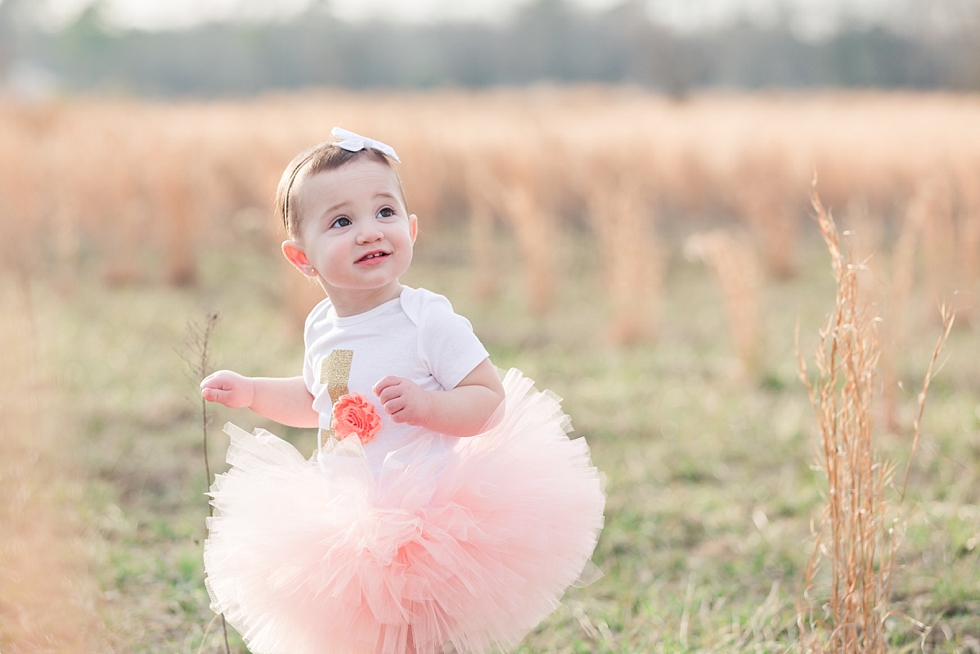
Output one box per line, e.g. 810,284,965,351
29,0,956,39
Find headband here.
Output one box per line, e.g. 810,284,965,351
331,127,401,163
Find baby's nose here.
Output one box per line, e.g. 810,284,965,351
357,225,384,242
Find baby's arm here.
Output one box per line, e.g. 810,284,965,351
201,371,319,428
373,358,504,437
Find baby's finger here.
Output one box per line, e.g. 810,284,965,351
382,397,406,417
373,375,405,397
376,384,405,405
202,387,228,403
202,370,235,388
201,378,230,393
389,404,423,426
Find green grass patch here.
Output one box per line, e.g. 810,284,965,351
25,228,980,652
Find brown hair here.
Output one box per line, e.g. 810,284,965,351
275,142,404,237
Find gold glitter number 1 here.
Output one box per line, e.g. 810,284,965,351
319,349,354,449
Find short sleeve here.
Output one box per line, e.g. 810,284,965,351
415,294,490,390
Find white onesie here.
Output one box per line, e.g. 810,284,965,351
303,286,490,475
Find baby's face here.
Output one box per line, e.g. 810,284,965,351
292,158,417,302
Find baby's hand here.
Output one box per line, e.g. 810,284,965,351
373,376,432,427
201,370,255,409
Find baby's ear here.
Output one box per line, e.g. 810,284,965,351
282,240,317,277
408,214,418,244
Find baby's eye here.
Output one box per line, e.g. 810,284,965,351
331,216,352,228
378,207,394,219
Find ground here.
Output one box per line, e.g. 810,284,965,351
1,226,978,652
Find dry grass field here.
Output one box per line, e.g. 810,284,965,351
1,88,979,652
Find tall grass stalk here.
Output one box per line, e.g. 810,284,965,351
185,312,230,654
501,183,556,315
683,229,761,374
730,148,800,280
586,176,662,343
797,187,888,652
917,179,958,313
159,155,197,286
797,186,886,652
797,188,953,652
899,306,954,502
880,196,924,431
464,160,500,301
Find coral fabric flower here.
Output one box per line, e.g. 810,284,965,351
331,393,382,444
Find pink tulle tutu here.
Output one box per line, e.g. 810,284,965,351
203,369,605,654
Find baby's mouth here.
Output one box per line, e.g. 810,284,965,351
357,251,389,263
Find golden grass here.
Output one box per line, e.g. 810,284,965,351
797,190,953,652
500,181,558,315
2,89,979,345
1,88,979,650
730,147,801,280
2,224,977,651
463,159,500,301
797,190,890,651
0,279,105,652
683,229,761,374
585,172,663,343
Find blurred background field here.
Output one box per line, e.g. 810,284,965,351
2,0,980,652
1,88,979,652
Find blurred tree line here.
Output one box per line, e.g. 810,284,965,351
1,0,979,96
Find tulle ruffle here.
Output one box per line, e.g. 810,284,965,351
204,368,605,654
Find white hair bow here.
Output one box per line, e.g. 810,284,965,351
330,127,401,163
